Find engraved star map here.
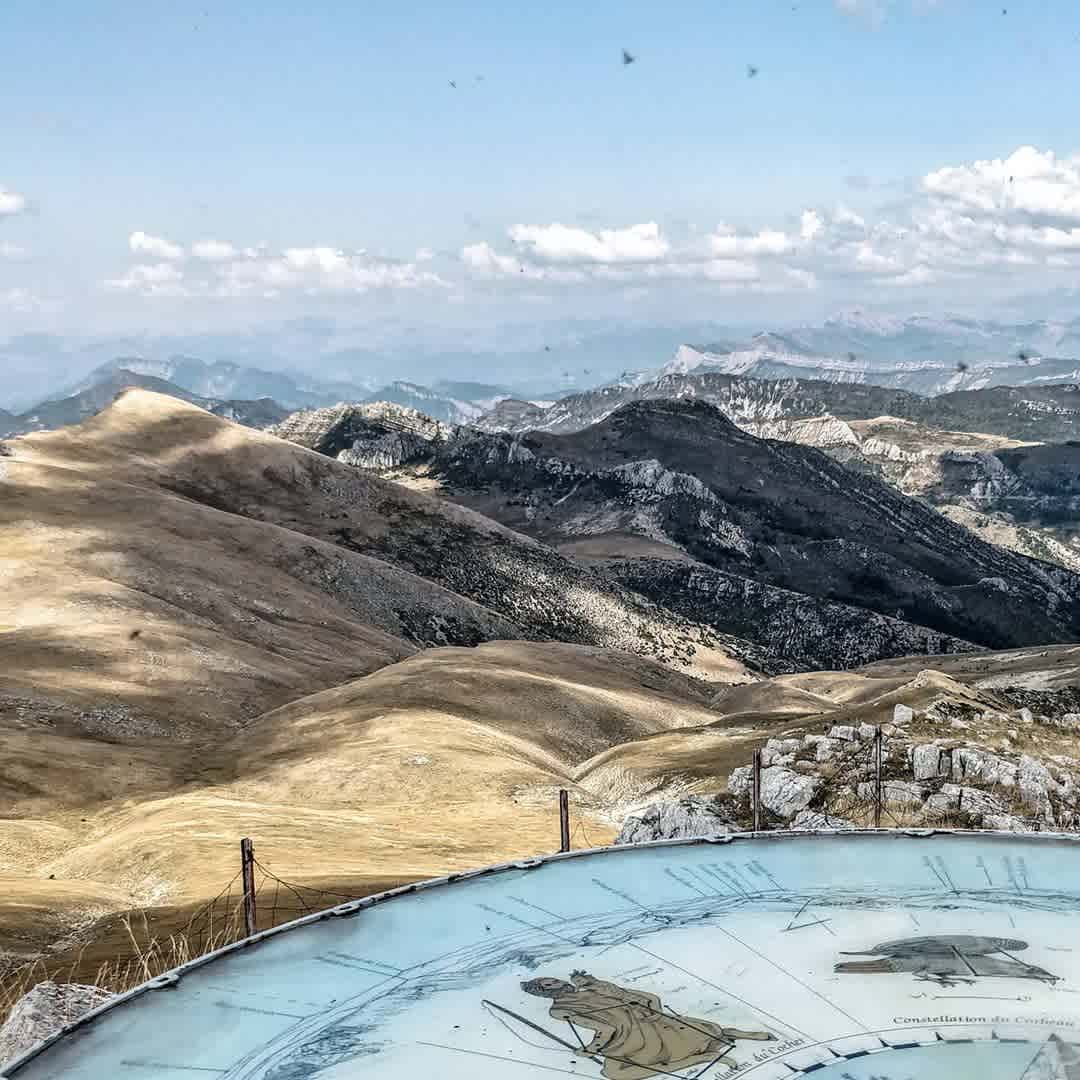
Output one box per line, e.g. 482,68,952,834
8,832,1080,1079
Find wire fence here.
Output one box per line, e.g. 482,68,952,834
1,740,1064,1025
0,843,377,1026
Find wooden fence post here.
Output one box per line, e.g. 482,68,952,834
559,790,571,853
873,727,883,829
240,837,257,938
752,750,762,832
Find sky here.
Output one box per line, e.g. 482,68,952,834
5,0,1080,379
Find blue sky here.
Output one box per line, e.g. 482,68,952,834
4,0,1080,352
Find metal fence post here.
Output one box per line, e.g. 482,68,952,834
559,790,570,852
752,750,762,832
873,727,883,829
240,837,257,938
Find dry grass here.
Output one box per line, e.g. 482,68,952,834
0,905,249,1027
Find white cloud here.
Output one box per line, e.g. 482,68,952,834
800,209,824,241
107,236,446,298
102,148,1080,311
0,188,28,216
0,287,43,312
508,222,669,264
105,262,186,294
709,226,791,258
191,239,237,261
129,231,184,260
922,146,1080,226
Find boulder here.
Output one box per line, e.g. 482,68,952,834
760,767,820,819
1018,755,1056,823
951,747,1017,788
857,723,877,741
790,809,855,831
727,765,752,800
923,784,1007,820
856,779,925,808
983,813,1036,833
893,704,914,724
615,796,739,844
815,738,841,763
761,738,800,767
828,725,858,742
911,744,949,781
0,982,115,1070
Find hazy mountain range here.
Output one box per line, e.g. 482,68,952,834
9,310,1080,415
634,311,1080,396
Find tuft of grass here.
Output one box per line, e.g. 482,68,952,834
0,898,250,1028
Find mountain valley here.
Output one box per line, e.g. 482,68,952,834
4,364,1080,1040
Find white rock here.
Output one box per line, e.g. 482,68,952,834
789,809,856,831
828,725,858,742
1019,708,1035,724
857,723,877,740
815,738,841,763
983,813,1035,833
893,704,914,724
924,784,1007,819
727,766,752,800
912,744,949,781
762,738,802,767
616,797,738,844
760,767,820,819
951,747,1017,788
0,982,115,1070
1018,755,1056,823
763,752,795,768
856,779,925,807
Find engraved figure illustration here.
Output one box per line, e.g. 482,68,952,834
835,935,1059,988
515,971,774,1079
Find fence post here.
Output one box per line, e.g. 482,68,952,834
559,790,570,852
752,750,762,832
873,727,883,829
240,837,257,938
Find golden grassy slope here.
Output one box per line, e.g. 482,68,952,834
0,639,725,975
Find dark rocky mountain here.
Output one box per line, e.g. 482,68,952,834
932,442,1080,533
272,398,1080,668
436,400,1080,652
474,372,1080,444
268,401,451,468
0,370,289,438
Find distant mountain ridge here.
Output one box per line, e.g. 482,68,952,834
0,369,290,438
603,312,1080,397
39,357,511,428
474,371,1080,444
51,356,378,411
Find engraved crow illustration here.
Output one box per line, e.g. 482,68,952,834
835,934,1058,988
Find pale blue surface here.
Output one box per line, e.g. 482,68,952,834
8,832,1080,1079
